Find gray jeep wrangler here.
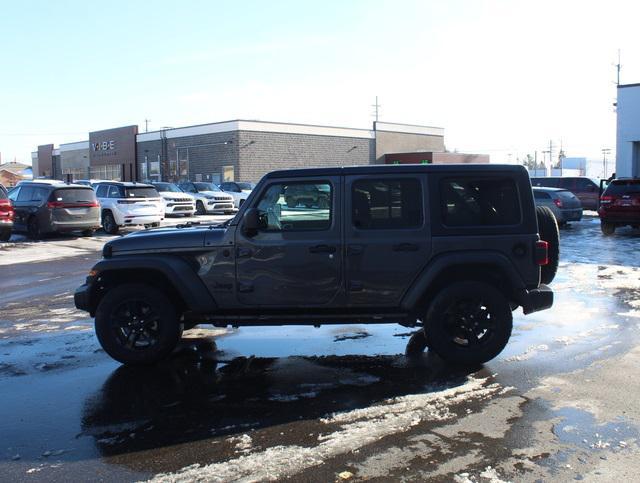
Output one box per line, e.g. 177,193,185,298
75,164,558,366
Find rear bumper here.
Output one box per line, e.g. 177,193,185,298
558,209,582,222
598,213,640,224
120,215,164,226
518,284,553,315
52,220,101,232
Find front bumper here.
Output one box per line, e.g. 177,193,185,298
518,284,553,315
74,283,91,313
120,214,164,226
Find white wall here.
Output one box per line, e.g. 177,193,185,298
616,85,640,178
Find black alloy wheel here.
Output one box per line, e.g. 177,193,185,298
95,284,182,365
425,281,512,366
110,299,161,351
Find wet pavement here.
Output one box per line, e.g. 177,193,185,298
1,215,640,481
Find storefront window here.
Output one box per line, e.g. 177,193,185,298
223,165,234,182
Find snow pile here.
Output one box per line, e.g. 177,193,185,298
147,377,505,482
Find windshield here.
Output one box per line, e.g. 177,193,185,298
195,182,221,192
237,182,254,191
124,187,159,198
154,183,182,193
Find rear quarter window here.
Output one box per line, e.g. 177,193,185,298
125,187,159,198
441,177,521,226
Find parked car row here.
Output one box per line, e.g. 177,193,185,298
0,179,253,239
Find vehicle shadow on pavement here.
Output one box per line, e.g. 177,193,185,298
80,336,484,464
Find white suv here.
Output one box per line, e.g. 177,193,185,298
151,182,196,217
219,181,255,208
94,182,164,234
178,182,236,215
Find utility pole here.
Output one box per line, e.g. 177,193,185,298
615,49,621,86
144,119,151,133
602,148,611,178
371,96,381,123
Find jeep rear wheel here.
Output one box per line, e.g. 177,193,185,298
95,284,182,365
425,281,512,366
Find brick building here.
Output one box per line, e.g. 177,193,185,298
32,119,449,184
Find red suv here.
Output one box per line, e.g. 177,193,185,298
598,179,640,235
0,184,14,241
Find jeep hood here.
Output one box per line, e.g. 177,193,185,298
104,226,227,255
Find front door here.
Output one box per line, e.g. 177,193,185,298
235,177,342,306
345,174,430,307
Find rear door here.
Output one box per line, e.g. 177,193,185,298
235,176,342,306
344,174,430,307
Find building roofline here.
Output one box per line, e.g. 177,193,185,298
617,82,640,89
137,119,445,142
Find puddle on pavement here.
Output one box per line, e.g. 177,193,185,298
552,406,639,451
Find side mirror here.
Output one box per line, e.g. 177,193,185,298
242,208,260,237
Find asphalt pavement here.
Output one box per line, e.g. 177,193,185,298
1,215,639,481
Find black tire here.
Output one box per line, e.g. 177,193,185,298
405,330,428,357
601,221,615,236
95,283,182,365
424,281,512,366
196,201,206,215
27,217,41,240
102,211,119,235
536,206,559,284
0,228,10,242
81,229,95,237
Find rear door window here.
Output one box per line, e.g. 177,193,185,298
32,187,49,202
441,177,521,226
107,186,123,198
352,179,422,229
96,185,108,198
534,191,550,200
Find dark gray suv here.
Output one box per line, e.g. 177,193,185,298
75,164,558,366
9,180,101,239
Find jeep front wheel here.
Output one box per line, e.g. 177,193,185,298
424,281,512,366
95,284,182,365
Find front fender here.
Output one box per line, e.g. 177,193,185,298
90,254,217,314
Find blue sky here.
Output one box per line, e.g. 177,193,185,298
2,0,640,166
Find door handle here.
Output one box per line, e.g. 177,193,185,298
309,244,337,254
392,243,419,252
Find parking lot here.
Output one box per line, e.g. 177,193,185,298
1,214,639,481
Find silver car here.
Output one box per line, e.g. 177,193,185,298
532,187,582,225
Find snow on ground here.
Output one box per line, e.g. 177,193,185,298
148,377,508,483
